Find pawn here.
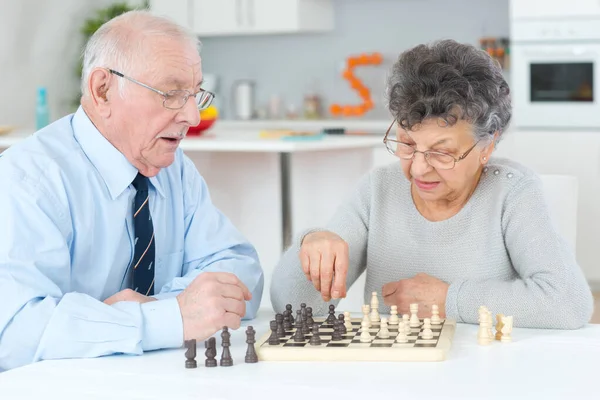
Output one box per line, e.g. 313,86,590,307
306,307,314,326
244,326,258,363
276,313,285,338
369,291,380,323
283,310,292,330
184,339,197,369
378,317,390,338
361,304,371,328
332,320,343,341
360,319,372,342
344,311,353,331
337,314,347,335
295,310,302,329
286,304,294,323
431,304,441,325
395,322,408,343
293,321,305,342
421,318,433,340
268,320,280,345
326,304,336,324
302,315,310,335
389,305,399,325
309,323,322,345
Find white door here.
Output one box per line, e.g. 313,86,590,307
192,0,243,36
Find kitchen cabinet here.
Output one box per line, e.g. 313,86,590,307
151,0,334,37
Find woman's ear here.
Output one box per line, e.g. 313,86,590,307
481,132,498,164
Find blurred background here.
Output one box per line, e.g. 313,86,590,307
0,0,598,314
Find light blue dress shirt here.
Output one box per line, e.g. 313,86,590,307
0,107,264,371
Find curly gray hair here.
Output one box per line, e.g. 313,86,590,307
386,39,511,143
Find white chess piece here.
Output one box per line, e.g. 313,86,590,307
430,304,441,325
370,292,380,322
395,321,408,343
409,303,420,327
500,316,513,343
421,318,433,339
389,305,399,324
478,313,492,345
378,318,390,338
360,319,372,342
402,314,410,334
344,311,353,331
361,304,371,328
486,311,494,340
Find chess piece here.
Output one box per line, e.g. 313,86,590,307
495,314,505,341
389,305,399,325
361,304,371,328
431,304,441,325
220,327,233,366
370,291,380,322
409,303,420,327
302,314,310,335
286,304,294,323
486,310,493,339
276,313,285,338
283,310,292,330
478,314,492,345
326,304,336,324
344,311,353,331
293,320,305,342
306,307,314,326
268,320,280,345
245,326,258,363
421,318,433,339
337,314,347,334
295,310,302,329
184,339,197,368
378,317,390,338
395,322,408,343
332,320,342,341
403,314,411,334
360,319,372,342
300,302,307,319
500,316,513,343
205,337,217,367
309,323,322,345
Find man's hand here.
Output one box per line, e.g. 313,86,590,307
382,273,449,317
103,289,157,305
176,272,252,342
299,230,349,302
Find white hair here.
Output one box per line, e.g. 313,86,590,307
80,10,201,97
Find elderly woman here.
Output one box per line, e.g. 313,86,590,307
270,39,594,329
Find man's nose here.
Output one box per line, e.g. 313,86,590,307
180,96,201,127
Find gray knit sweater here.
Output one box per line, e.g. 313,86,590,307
270,157,594,329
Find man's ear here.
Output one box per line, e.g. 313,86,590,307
87,68,113,117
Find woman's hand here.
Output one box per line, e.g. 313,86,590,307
300,230,349,302
382,273,449,317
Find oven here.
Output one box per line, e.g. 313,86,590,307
511,12,600,129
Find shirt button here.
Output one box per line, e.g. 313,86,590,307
494,169,499,175
507,172,513,178
483,167,488,173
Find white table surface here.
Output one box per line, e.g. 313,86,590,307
0,308,598,400
0,128,383,153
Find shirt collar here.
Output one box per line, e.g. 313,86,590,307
71,107,166,200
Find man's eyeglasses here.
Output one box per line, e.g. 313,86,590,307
383,120,479,170
108,69,215,111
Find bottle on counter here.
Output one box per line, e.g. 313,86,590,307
36,87,50,130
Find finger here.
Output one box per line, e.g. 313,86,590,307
330,251,348,299
222,297,246,318
222,312,242,330
309,252,321,292
382,282,398,297
215,273,252,300
320,250,335,301
219,284,246,301
300,249,310,280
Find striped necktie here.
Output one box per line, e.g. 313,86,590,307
131,173,155,296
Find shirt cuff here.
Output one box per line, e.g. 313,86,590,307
445,280,464,323
152,291,181,301
140,297,183,351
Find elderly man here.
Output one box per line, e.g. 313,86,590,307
0,11,264,371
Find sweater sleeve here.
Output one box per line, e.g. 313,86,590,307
270,173,372,316
445,175,594,329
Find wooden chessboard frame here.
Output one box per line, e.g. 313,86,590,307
255,316,457,362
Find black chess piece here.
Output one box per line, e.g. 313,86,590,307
300,303,307,320
220,326,233,366
338,314,347,335
293,319,305,342
276,313,285,338
286,304,294,323
184,339,197,368
306,307,314,326
302,314,310,335
245,326,259,363
332,320,342,341
283,310,292,330
268,320,280,345
294,310,302,329
205,337,217,367
326,304,336,323
309,323,321,346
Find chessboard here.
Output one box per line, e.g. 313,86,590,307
255,315,456,362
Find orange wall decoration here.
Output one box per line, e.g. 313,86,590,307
330,52,383,117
